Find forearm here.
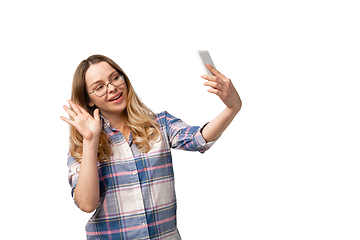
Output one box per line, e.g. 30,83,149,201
200,63,242,142
201,106,240,142
74,139,100,213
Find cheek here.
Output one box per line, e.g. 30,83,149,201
89,95,106,107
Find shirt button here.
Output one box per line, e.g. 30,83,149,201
142,223,146,227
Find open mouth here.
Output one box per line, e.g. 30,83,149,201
108,93,123,102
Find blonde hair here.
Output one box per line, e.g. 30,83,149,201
69,54,160,163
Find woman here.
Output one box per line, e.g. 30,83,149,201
61,54,241,240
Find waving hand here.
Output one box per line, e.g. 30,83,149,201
60,100,102,142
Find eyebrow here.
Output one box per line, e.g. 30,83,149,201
89,70,119,88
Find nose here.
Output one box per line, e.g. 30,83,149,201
107,82,116,93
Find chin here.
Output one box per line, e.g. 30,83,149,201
100,102,127,116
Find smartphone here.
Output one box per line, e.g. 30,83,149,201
198,50,216,75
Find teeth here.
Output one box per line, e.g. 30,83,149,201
111,93,122,101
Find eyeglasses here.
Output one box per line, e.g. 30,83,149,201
88,74,125,97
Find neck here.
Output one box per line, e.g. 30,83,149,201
102,111,127,131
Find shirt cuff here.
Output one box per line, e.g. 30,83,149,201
194,123,217,153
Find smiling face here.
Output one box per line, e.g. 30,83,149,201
85,61,128,118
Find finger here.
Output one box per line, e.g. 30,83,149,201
207,87,222,96
74,102,92,118
206,63,225,78
63,105,78,119
68,100,82,115
201,74,218,81
77,103,89,115
60,116,74,126
204,80,223,91
201,76,226,91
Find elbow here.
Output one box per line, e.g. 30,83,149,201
78,202,97,213
74,193,98,213
74,188,99,213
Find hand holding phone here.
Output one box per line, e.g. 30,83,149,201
198,50,242,112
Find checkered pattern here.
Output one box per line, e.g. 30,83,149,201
68,111,215,240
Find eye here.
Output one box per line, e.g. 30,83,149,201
95,85,104,91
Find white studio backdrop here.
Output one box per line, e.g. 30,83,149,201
1,0,359,239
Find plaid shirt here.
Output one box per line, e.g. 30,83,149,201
68,111,215,240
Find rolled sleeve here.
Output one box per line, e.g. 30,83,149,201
194,124,217,153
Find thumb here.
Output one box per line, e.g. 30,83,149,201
93,108,100,121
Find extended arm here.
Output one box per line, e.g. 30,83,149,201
200,63,242,142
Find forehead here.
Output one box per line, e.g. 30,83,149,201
85,61,117,85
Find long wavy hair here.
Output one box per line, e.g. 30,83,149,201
69,54,160,163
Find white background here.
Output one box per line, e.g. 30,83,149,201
1,0,360,239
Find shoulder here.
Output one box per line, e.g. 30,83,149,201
155,111,168,126
155,111,181,127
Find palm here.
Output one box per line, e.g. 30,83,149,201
72,111,100,140
61,100,101,141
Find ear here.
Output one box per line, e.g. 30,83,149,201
88,99,95,107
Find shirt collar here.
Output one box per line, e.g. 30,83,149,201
100,114,117,132
100,114,111,128
100,114,133,146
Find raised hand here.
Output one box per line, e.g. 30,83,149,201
202,63,242,112
60,100,102,142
